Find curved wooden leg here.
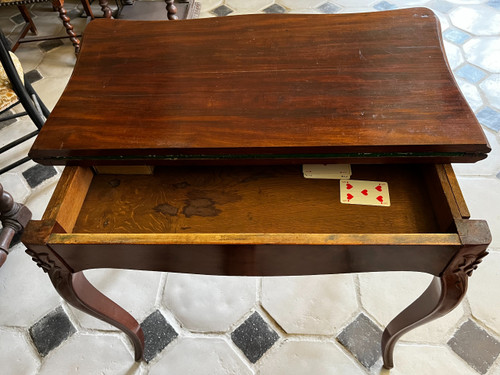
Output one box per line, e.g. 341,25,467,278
381,273,464,369
51,0,80,53
382,223,490,369
51,270,145,360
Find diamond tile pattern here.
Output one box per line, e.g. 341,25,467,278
337,313,383,369
477,107,500,132
29,306,76,357
373,1,396,10
448,320,500,374
317,2,341,13
0,110,18,128
263,4,287,13
456,64,487,84
211,4,233,16
1,1,500,374
22,164,57,188
443,28,471,45
141,310,178,362
231,312,279,363
38,39,64,52
25,69,44,84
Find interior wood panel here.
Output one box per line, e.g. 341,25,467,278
73,164,444,234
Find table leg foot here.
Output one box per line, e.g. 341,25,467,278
52,270,145,361
382,230,489,369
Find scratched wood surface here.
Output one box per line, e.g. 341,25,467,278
30,8,489,165
73,164,443,234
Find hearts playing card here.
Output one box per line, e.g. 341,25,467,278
340,180,390,206
303,164,351,179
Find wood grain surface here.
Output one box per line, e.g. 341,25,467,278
30,8,489,165
73,164,444,234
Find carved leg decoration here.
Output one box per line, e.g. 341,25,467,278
51,0,80,53
165,0,178,20
382,220,490,369
98,0,113,19
25,247,145,360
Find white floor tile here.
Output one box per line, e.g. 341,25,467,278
164,274,257,332
261,275,358,335
258,340,365,375
149,337,253,375
38,333,140,375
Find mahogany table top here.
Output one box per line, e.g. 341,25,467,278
30,8,490,165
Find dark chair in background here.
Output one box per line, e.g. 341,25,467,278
0,0,112,53
0,30,49,175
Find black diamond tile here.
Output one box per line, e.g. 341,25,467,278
337,313,382,369
141,310,178,362
317,2,341,14
0,110,18,129
22,164,57,188
39,39,64,52
11,13,26,25
448,320,500,374
211,5,233,17
263,4,287,14
25,69,43,84
231,312,279,363
29,306,76,357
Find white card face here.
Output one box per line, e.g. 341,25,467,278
303,164,351,179
340,180,390,206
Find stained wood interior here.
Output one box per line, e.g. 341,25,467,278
72,165,449,234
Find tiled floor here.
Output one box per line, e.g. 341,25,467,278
0,0,499,374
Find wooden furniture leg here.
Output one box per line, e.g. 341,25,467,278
11,5,38,52
51,0,80,53
98,0,113,19
165,0,178,20
25,242,145,360
381,220,490,369
80,0,95,19
0,183,32,268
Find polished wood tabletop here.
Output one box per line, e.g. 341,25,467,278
30,8,489,165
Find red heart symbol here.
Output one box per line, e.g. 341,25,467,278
375,185,383,192
347,193,353,201
346,183,353,190
361,189,368,196
376,196,384,204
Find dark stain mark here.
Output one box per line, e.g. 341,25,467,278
154,203,179,217
108,179,121,188
187,190,241,205
103,219,109,227
173,181,190,189
181,226,191,230
183,198,221,218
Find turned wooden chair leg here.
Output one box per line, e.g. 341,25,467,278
0,183,32,268
97,0,113,19
165,0,178,20
51,0,80,53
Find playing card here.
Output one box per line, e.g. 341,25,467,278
340,180,390,206
303,164,351,179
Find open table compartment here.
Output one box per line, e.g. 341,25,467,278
23,163,490,368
